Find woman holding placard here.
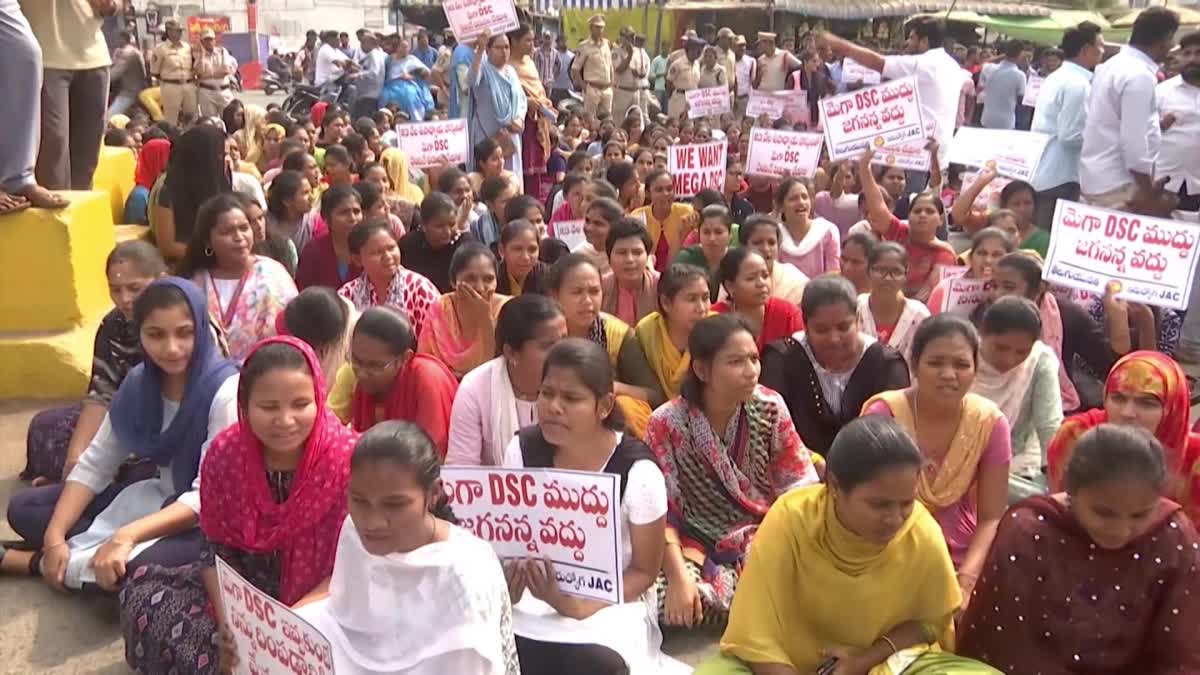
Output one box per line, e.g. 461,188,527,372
927,227,1015,315
857,242,931,363
119,337,356,674
647,315,818,628
711,248,804,354
774,178,841,279
297,421,520,675
467,29,528,193
861,315,1011,588
500,338,684,675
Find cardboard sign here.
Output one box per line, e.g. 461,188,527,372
870,119,936,172
947,127,1051,182
819,76,926,161
554,219,587,251
1022,74,1044,108
441,466,623,604
938,265,969,283
1045,200,1200,310
443,0,519,43
961,171,1013,211
745,128,824,179
746,89,790,120
842,57,881,85
216,557,334,675
945,277,993,316
395,119,469,169
685,86,731,119
668,141,727,198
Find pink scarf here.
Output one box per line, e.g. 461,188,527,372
1040,293,1081,412
200,336,358,605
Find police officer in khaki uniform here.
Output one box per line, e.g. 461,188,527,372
571,14,614,119
612,26,649,122
666,36,703,120
150,20,196,125
194,28,238,117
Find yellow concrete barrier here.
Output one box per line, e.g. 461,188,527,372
0,191,115,333
0,317,99,399
92,145,136,225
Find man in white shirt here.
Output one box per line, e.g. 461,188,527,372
818,17,967,168
352,31,387,119
1157,30,1200,212
1079,6,1179,214
980,40,1026,129
314,30,352,92
1030,21,1105,228
733,35,755,118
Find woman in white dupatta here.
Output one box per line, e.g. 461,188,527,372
295,422,519,675
971,297,1063,503
856,241,930,363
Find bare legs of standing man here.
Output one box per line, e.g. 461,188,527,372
0,0,66,213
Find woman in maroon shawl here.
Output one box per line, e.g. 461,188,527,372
958,424,1200,674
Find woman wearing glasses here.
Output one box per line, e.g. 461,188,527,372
856,242,930,363
327,306,458,456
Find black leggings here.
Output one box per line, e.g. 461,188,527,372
515,636,629,675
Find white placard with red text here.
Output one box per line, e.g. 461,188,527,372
1045,200,1200,310
938,265,969,283
745,128,824,179
668,141,727,198
1023,74,1044,108
746,89,790,120
443,0,519,43
945,277,993,316
685,86,731,119
842,57,881,85
554,219,587,251
395,119,469,169
870,119,936,172
441,466,623,605
947,127,1050,182
819,76,926,161
216,557,333,675
961,171,1013,211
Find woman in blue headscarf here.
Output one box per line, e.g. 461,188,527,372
1,278,239,591
468,28,527,191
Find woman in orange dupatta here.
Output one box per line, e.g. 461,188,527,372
1047,350,1200,524
510,25,554,203
418,242,511,378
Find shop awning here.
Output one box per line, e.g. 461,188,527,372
663,0,771,10
938,8,1111,45
773,0,944,19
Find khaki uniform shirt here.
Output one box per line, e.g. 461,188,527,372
572,38,614,88
614,43,647,89
667,57,699,92
152,42,193,82
194,46,236,82
757,50,799,91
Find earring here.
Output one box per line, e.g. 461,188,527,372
204,246,214,257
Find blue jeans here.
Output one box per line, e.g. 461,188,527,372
107,92,137,119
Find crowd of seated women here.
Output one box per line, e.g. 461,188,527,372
2,87,1197,675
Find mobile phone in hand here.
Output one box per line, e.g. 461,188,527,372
815,656,839,675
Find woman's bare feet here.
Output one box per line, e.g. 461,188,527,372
18,185,69,209
0,191,30,216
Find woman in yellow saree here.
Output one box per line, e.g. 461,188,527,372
417,242,510,378
545,253,662,436
379,147,427,205
695,416,999,675
634,263,714,404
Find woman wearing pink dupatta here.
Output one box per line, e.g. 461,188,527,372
418,243,511,378
120,336,357,673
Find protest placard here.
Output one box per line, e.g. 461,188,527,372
938,265,969,283
1023,74,1044,108
395,119,469,169
819,76,926,161
745,128,824,179
1049,283,1097,309
945,277,993,316
554,219,587,251
947,127,1051,182
216,557,333,675
746,89,789,120
686,86,731,119
870,120,936,172
441,465,623,605
961,171,1013,211
668,141,727,198
443,0,519,42
842,57,881,85
1044,200,1200,311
